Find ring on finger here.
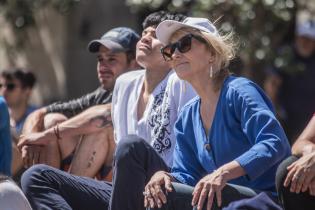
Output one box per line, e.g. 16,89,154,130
143,191,151,197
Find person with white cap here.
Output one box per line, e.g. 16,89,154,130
18,27,140,181
295,19,315,58
278,19,315,142
144,17,291,210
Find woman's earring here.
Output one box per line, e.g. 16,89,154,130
209,65,213,78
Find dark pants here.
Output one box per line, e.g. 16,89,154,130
21,164,112,210
21,135,168,210
276,156,315,210
110,135,169,210
148,182,259,210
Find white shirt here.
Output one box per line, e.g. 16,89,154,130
112,69,196,166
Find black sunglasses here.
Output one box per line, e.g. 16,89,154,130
0,83,17,91
160,34,207,61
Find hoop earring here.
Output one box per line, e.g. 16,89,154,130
209,65,213,78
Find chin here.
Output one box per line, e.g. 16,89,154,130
173,71,187,81
100,80,114,90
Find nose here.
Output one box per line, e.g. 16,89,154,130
98,60,109,69
172,48,182,60
140,33,151,44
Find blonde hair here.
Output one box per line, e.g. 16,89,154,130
170,26,238,70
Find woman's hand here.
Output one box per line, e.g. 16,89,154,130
192,169,229,210
144,171,173,208
284,152,315,193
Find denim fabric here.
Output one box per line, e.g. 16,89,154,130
21,164,112,210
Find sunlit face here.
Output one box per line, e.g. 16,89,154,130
295,36,315,58
0,77,29,107
96,45,130,90
136,26,167,68
168,32,213,82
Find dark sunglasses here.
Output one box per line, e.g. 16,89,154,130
160,34,207,61
0,83,17,91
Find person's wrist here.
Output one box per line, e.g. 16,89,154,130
164,171,174,181
296,144,315,157
44,127,57,140
216,167,230,182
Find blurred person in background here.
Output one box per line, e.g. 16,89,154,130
19,27,140,181
278,19,315,143
0,69,37,177
0,69,37,136
0,96,11,176
263,67,286,124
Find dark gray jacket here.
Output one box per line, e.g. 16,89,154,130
46,87,112,118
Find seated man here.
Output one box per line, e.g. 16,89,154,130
0,96,11,176
18,11,195,210
0,69,37,177
276,113,315,210
20,27,140,180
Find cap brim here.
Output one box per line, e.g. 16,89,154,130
156,19,218,45
87,39,126,53
156,20,189,45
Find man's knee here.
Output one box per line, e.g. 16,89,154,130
276,156,298,192
44,113,68,129
21,164,52,193
114,135,147,165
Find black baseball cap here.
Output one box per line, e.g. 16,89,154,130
88,27,140,53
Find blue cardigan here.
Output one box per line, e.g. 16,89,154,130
171,76,291,193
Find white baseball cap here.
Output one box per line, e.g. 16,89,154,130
156,17,219,45
296,20,315,40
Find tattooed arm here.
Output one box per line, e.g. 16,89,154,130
18,104,112,148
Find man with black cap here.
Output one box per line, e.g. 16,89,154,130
18,27,140,180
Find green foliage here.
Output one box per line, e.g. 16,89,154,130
0,0,79,47
127,0,297,79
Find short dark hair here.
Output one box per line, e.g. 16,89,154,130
142,10,186,29
1,69,36,88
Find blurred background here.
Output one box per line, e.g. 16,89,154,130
0,0,314,142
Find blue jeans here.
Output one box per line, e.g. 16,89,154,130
21,135,168,210
148,182,259,210
21,164,112,210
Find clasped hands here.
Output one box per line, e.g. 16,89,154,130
17,131,52,168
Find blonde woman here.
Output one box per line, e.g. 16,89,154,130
144,17,291,210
